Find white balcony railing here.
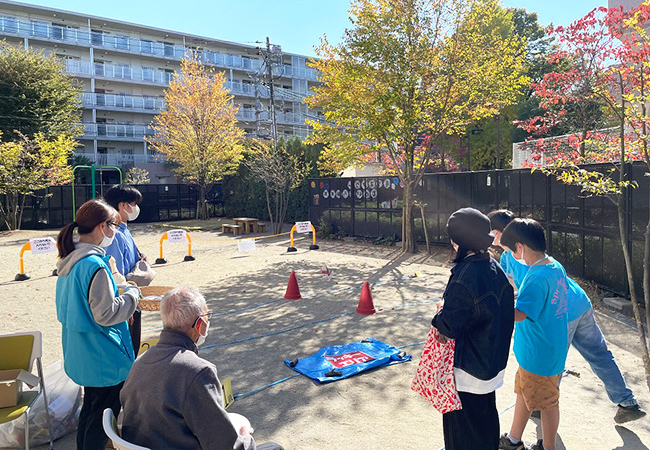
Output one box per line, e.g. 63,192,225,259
236,108,307,126
0,16,319,80
81,93,165,112
76,152,164,165
64,60,174,85
82,123,153,139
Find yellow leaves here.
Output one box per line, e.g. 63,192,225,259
147,52,244,184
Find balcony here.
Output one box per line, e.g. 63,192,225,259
81,93,165,112
82,122,153,141
75,152,164,165
236,108,306,126
0,16,319,80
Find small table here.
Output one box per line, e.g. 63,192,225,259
233,217,258,234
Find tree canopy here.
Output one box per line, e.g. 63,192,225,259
0,41,82,141
306,0,528,251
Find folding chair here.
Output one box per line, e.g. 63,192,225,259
102,408,150,450
0,331,53,450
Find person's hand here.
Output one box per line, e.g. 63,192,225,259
239,425,253,436
128,316,134,326
436,332,450,344
140,253,148,262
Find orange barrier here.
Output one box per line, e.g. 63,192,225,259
154,230,195,264
287,222,319,252
15,238,58,281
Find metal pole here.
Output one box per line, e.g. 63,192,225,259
467,132,471,171
91,164,96,199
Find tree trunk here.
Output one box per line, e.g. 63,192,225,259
197,185,207,220
401,183,417,253
616,194,650,390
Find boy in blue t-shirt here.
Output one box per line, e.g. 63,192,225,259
498,218,568,450
489,210,645,425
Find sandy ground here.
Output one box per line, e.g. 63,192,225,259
0,223,649,450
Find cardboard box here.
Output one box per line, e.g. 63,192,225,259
0,369,40,408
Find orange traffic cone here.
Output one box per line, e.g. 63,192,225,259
356,281,376,315
284,270,302,300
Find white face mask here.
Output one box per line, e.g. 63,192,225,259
515,246,526,266
196,319,210,347
125,204,140,221
100,227,115,248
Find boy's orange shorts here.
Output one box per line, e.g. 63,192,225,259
514,366,561,411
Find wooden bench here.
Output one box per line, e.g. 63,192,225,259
222,224,242,235
255,222,267,233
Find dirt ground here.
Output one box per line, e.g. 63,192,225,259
1,223,649,450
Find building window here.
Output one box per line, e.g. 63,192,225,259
91,29,104,46
116,64,131,79
141,39,153,53
163,42,174,57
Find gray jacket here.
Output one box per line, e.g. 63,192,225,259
120,329,256,450
56,242,139,326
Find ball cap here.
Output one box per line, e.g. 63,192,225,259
446,207,494,251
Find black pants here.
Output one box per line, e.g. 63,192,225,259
77,382,124,450
442,390,499,450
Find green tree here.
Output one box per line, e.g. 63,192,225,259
124,167,151,185
245,138,313,234
306,0,527,252
0,132,75,229
0,41,82,141
147,53,244,220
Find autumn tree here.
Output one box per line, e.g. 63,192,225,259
245,138,312,234
306,0,528,252
147,53,244,219
0,132,75,229
518,5,650,390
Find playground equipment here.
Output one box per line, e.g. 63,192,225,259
72,165,123,220
154,229,196,264
287,221,319,252
15,237,58,281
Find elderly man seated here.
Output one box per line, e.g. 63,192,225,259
120,286,283,450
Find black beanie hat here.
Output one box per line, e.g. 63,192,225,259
446,207,494,251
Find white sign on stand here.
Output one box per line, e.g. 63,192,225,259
167,229,187,243
29,237,57,255
296,221,312,234
238,238,256,253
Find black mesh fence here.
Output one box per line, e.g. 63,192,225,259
309,163,648,297
3,183,223,230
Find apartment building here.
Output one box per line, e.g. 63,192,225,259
0,0,322,183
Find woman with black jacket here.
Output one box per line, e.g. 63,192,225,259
432,207,515,450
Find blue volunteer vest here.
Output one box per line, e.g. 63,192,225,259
55,254,135,387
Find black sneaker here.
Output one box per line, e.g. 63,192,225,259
499,433,525,450
614,404,647,423
530,439,545,450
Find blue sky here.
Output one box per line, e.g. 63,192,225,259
24,0,606,57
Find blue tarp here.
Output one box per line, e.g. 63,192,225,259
284,338,412,383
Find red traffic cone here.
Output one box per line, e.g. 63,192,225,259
356,281,376,315
284,270,302,300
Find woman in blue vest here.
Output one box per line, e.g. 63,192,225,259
56,199,141,450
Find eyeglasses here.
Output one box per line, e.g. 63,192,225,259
106,221,119,229
192,311,213,328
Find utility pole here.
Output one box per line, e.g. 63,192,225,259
265,37,278,149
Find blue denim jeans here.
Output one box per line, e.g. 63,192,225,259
568,308,637,407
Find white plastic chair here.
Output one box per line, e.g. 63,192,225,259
102,408,151,450
0,331,52,450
